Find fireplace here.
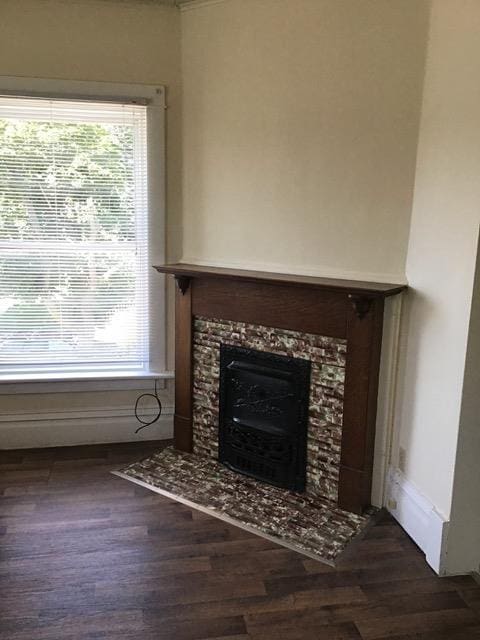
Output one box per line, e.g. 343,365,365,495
218,345,311,491
154,262,407,513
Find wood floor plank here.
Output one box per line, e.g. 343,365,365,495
355,608,480,639
1,440,480,640
142,593,297,624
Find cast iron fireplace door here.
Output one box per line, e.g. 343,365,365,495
218,344,311,491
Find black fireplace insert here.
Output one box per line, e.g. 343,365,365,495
218,344,311,491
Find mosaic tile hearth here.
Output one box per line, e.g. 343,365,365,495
116,446,374,564
115,315,380,565
192,316,347,502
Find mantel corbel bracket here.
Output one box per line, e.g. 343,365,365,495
175,275,191,295
348,294,373,320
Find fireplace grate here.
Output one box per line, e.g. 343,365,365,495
230,453,277,483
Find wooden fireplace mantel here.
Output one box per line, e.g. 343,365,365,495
154,263,407,514
154,263,406,297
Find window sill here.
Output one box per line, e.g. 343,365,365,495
0,370,175,395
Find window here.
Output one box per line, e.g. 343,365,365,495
0,95,155,378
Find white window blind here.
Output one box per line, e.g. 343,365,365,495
0,96,149,376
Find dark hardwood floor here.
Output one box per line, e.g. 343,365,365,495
1,441,480,640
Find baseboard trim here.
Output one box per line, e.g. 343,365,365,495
0,405,174,449
385,467,449,574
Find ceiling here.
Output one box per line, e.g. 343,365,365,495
121,0,194,5
92,0,193,6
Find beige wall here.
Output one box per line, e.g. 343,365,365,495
0,0,182,259
181,0,429,282
447,233,480,574
0,0,181,420
396,0,480,526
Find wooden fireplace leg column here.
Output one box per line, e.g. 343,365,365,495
338,295,385,514
174,275,193,452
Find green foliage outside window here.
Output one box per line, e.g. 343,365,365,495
0,118,139,363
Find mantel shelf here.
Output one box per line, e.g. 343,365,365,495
153,263,407,298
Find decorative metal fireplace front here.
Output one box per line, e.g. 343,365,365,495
218,344,311,491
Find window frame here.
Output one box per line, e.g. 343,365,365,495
0,76,169,392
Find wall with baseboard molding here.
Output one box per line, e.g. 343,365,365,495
394,0,480,527
389,0,480,575
0,404,174,449
0,0,181,443
385,467,449,575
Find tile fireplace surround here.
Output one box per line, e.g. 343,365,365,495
193,316,346,503
118,264,406,563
